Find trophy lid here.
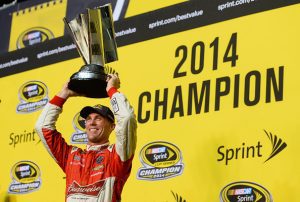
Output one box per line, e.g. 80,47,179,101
68,64,109,98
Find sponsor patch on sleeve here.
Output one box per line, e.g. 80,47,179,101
111,97,119,113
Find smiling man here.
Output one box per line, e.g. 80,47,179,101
35,74,137,202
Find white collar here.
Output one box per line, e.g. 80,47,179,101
86,142,110,151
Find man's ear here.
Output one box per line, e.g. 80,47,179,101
110,123,116,130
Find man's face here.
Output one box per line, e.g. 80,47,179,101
85,113,114,145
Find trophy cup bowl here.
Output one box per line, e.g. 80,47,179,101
68,64,108,98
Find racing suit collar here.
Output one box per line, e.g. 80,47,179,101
86,142,110,151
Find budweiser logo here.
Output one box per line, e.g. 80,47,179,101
67,180,105,196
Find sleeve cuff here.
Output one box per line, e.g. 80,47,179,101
49,95,67,108
107,87,118,98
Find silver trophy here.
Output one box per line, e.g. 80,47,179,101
64,4,118,98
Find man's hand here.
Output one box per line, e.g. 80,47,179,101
106,74,120,91
57,82,80,99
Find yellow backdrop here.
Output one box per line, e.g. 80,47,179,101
0,2,299,202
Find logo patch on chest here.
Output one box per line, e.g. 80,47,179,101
96,156,104,164
73,155,81,161
92,165,104,171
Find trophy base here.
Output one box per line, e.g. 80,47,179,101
68,79,108,98
68,64,108,98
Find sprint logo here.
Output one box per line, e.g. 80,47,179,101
217,130,287,165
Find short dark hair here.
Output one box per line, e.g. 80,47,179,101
80,104,114,123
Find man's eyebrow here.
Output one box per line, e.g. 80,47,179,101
87,114,103,118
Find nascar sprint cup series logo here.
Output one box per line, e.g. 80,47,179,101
16,81,49,113
8,161,42,194
16,27,54,49
70,112,88,144
220,181,273,202
137,141,184,180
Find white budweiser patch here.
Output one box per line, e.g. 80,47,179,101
67,180,105,197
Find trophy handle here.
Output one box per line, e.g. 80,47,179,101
63,17,89,64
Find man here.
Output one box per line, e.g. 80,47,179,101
35,74,137,202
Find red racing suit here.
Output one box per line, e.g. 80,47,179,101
35,88,137,202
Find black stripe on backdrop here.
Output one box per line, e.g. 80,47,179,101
0,0,299,78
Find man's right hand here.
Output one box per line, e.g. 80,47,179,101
57,82,80,99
